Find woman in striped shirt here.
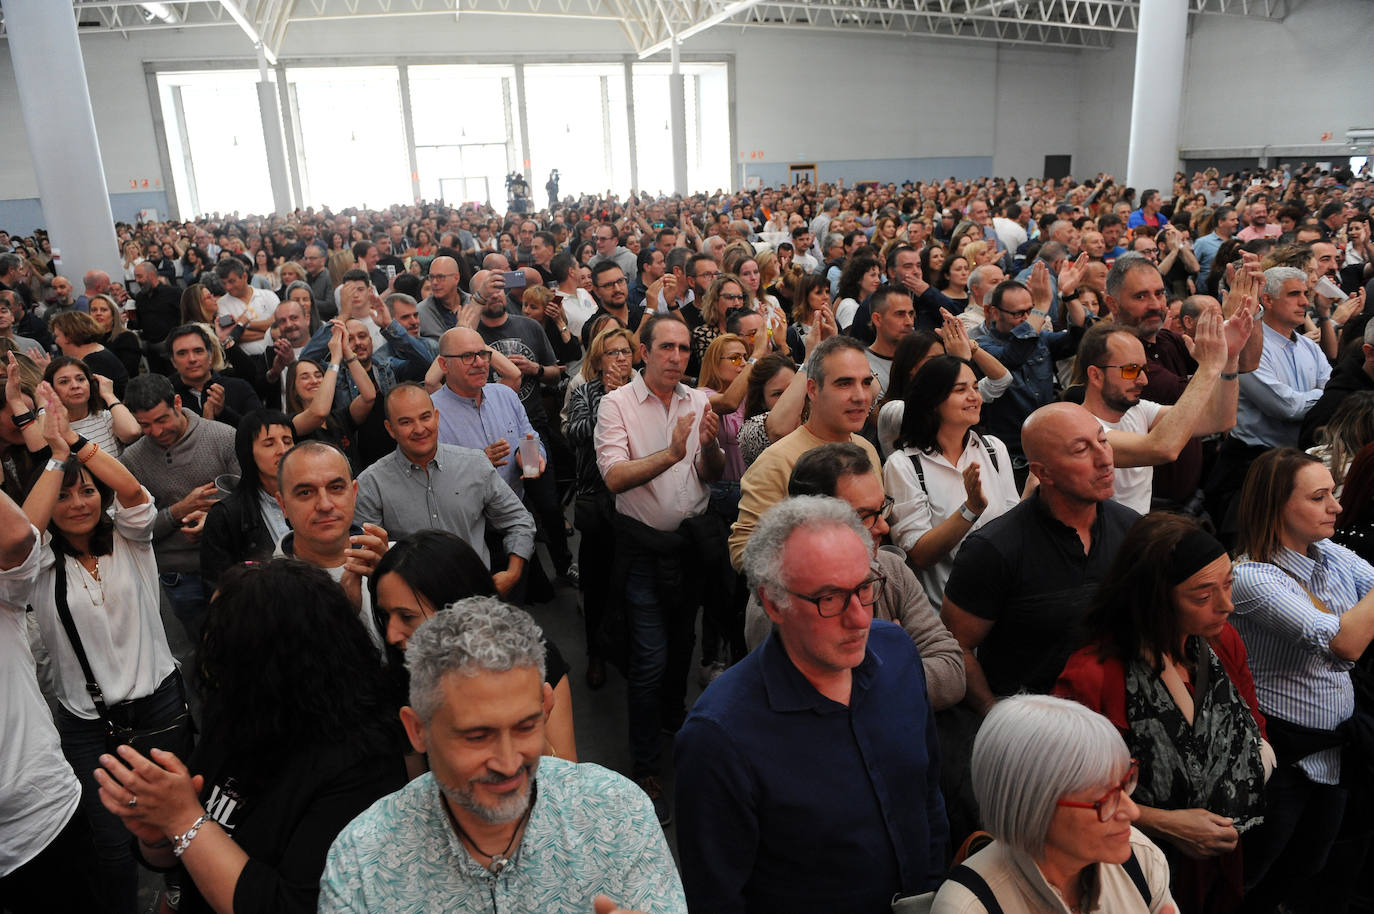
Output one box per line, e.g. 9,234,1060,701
1231,448,1374,914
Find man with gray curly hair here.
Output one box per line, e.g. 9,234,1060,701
676,496,947,913
320,596,686,914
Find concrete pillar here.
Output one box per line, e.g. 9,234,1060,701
256,47,292,215
669,38,688,196
1126,0,1188,198
4,0,120,280
623,59,640,193
397,65,422,204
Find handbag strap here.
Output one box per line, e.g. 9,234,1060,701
947,865,1003,914
49,541,112,719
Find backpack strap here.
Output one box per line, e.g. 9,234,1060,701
973,432,1000,473
947,864,1004,914
1122,849,1151,906
905,450,928,495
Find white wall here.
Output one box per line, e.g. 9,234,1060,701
1180,0,1374,153
0,2,1371,221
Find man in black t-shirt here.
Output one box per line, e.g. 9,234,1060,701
940,402,1138,714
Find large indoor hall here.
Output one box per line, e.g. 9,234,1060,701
0,1,1372,913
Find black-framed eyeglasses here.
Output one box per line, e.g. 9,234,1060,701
1099,363,1146,380
784,567,886,617
994,304,1034,317
441,349,492,364
856,496,894,530
1056,759,1139,822
596,277,628,289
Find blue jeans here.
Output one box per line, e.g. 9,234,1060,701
625,554,695,779
160,571,206,645
57,673,192,914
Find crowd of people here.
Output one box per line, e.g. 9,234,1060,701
2,160,1374,914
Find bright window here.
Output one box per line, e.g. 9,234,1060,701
158,70,273,217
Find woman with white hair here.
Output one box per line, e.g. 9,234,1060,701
930,694,1176,913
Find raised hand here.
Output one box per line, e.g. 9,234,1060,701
961,463,988,515
667,411,694,461
1192,306,1228,372
368,288,391,327
1027,260,1052,310
202,383,226,421
1057,252,1089,296
937,307,973,361
698,407,720,448
35,382,72,458
1221,297,1255,363
93,373,116,405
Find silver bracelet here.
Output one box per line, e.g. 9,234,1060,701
172,814,208,858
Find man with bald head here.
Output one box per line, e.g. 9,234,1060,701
418,255,466,340
940,402,1139,714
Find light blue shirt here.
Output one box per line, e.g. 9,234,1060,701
319,758,686,914
1233,321,1330,448
1192,231,1224,280
1232,542,1373,784
433,382,545,496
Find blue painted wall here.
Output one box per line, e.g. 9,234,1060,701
0,191,171,233
741,156,995,189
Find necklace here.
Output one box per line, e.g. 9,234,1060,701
76,556,104,606
443,781,537,876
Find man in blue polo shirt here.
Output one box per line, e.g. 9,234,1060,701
675,496,947,914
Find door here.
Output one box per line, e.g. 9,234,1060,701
1043,155,1072,180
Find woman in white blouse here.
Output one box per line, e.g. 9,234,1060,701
20,383,190,914
884,355,1025,607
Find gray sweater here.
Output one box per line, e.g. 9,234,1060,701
743,545,967,710
119,411,239,574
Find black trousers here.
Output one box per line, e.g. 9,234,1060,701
0,809,104,914
1238,764,1347,914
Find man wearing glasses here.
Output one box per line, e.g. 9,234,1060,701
583,260,643,346
1106,254,1261,513
972,279,1089,477
1077,312,1240,515
741,443,964,710
676,495,948,913
417,255,468,340
587,222,638,285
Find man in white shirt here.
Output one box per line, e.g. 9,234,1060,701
550,252,598,336
214,258,278,357
1078,310,1240,514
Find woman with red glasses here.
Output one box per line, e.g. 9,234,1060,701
928,694,1176,914
1055,513,1269,914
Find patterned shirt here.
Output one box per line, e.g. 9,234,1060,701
1232,541,1373,783
319,758,686,913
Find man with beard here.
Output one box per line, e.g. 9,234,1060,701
1105,253,1259,511
319,598,684,914
1077,310,1239,515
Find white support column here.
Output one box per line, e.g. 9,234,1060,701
669,38,688,196
623,59,640,194
1126,0,1188,198
257,46,292,215
4,0,120,280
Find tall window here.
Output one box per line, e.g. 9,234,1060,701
408,65,518,206
632,62,731,195
523,63,632,201
158,70,273,217
287,66,411,209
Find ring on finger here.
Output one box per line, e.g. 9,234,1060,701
127,796,139,808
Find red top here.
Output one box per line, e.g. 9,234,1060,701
1054,622,1267,739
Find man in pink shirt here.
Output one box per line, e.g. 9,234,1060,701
594,313,725,824
1237,200,1282,242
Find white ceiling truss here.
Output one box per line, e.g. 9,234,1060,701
0,0,1287,56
